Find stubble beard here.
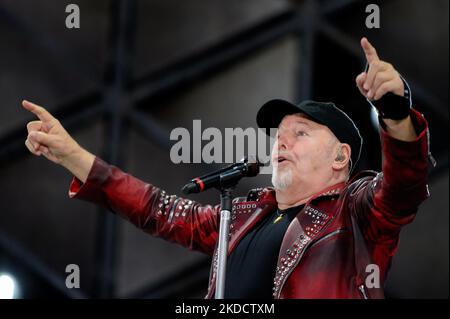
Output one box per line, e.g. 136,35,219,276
271,165,293,190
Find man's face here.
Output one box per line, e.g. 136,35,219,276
271,113,339,190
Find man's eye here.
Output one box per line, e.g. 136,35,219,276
296,131,307,137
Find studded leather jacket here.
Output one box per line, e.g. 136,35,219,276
69,109,432,299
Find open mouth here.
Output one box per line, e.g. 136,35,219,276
278,156,287,163
275,155,290,165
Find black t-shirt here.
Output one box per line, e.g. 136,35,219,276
223,204,305,299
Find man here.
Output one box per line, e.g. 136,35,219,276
23,38,432,298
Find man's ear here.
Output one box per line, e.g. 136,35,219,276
332,143,351,171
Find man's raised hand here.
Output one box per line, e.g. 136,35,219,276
355,37,404,101
23,100,95,183
23,100,77,164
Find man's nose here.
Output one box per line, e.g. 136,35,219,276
277,133,289,150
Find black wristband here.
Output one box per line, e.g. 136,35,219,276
371,92,411,120
364,69,412,120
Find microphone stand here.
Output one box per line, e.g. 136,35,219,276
215,186,233,299
181,157,262,298
214,169,243,299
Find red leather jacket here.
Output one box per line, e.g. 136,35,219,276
69,109,432,299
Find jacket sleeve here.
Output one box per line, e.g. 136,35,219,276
349,108,431,256
68,157,220,256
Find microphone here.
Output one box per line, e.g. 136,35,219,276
182,156,262,195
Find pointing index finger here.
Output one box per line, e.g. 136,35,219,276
361,37,379,64
22,100,56,123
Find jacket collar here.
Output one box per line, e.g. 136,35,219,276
227,181,347,254
260,181,347,206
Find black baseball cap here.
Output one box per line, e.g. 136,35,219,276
257,99,363,172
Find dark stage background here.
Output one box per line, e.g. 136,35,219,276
0,0,448,298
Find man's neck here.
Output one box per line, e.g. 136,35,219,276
276,193,311,210
275,178,345,210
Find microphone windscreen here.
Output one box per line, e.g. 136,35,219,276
181,182,198,195
246,155,262,177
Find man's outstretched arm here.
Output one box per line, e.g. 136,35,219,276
23,100,220,255
351,38,432,249
68,157,220,255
